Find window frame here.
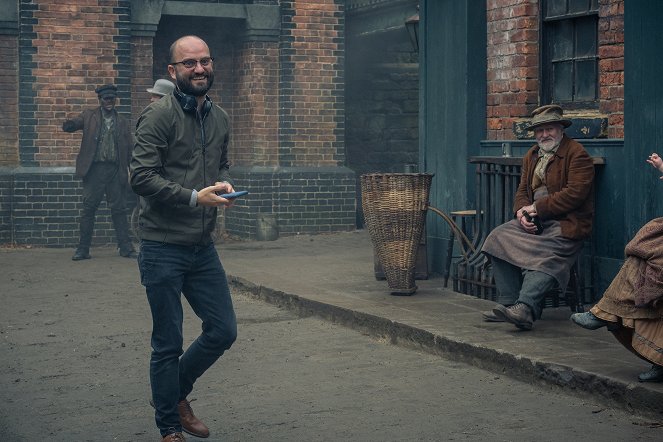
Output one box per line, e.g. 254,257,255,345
540,0,599,110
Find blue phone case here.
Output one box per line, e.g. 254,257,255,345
219,190,248,199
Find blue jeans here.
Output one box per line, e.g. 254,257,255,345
138,240,237,436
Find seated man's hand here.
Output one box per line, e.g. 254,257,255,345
518,205,538,234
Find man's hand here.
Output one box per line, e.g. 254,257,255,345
518,205,538,234
647,152,663,179
196,182,235,207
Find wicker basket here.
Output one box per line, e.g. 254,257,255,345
361,173,433,295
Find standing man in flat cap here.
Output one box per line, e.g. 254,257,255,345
63,84,137,260
480,104,595,330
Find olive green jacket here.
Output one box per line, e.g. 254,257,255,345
131,94,232,245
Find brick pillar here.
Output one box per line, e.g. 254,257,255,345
0,33,18,166
279,0,345,167
598,0,624,139
131,36,155,124
486,0,539,140
225,0,356,238
232,41,280,167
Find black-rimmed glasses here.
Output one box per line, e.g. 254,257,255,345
169,57,214,69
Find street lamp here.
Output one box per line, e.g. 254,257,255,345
405,11,419,52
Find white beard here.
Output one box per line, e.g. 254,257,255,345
537,138,561,153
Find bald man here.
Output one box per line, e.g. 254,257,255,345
131,35,238,442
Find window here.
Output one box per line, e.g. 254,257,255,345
541,0,599,108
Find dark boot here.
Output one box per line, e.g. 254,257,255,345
112,212,137,258
72,247,91,261
73,215,95,261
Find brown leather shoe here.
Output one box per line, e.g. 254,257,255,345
178,399,210,438
493,303,533,330
162,432,186,442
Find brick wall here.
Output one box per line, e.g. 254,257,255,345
221,0,355,239
0,0,357,246
486,0,625,140
0,169,127,247
24,1,132,167
598,0,624,139
0,1,133,247
0,35,18,166
131,35,154,124
231,41,280,167
486,0,540,140
226,166,356,239
279,0,345,167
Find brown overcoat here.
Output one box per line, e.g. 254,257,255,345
513,134,594,240
63,107,133,181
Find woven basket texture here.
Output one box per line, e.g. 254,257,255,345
361,173,433,294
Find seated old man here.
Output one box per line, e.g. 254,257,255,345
480,104,595,330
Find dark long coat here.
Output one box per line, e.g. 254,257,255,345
63,107,133,181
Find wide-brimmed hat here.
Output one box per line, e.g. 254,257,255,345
147,79,175,97
527,104,572,130
95,84,117,98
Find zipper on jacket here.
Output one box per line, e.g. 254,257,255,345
199,107,208,244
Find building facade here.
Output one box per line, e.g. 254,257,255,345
419,0,663,296
0,0,355,246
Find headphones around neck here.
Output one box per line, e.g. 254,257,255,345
174,88,212,116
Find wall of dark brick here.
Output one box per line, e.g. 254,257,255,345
0,168,126,247
225,166,356,239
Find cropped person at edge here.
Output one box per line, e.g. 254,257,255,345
571,152,663,383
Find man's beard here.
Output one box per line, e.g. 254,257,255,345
176,70,214,97
537,137,561,153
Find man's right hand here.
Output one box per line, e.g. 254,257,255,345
518,208,539,234
196,183,235,207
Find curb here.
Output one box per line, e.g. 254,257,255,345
229,275,663,418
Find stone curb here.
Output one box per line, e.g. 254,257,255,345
229,275,663,418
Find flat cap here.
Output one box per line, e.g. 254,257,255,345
95,84,117,98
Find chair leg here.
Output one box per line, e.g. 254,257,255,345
567,261,585,313
444,227,455,288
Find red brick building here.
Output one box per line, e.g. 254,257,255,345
0,0,355,246
485,0,623,140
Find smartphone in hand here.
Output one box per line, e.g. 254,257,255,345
218,190,249,200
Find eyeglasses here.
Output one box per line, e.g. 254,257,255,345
170,57,214,69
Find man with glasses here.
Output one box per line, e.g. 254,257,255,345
63,84,137,260
131,35,238,442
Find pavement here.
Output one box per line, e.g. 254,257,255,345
217,229,663,418
2,228,663,422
